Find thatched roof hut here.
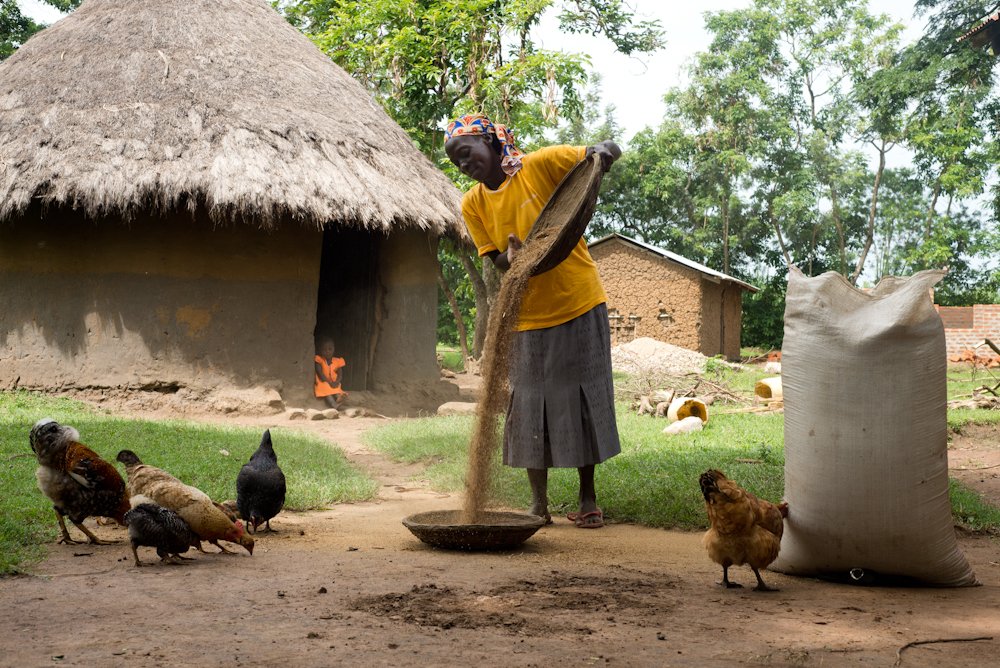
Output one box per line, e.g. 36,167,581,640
0,0,462,230
0,0,464,412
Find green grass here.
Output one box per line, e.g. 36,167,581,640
366,407,786,529
0,391,378,575
950,479,1000,532
947,362,1000,399
437,346,466,373
365,402,1000,533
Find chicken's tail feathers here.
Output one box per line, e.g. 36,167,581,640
777,501,789,518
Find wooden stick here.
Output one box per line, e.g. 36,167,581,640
894,636,993,666
949,463,1000,471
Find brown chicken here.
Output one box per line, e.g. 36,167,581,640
29,418,130,545
699,469,788,591
116,450,253,555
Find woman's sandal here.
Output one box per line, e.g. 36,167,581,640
567,509,604,529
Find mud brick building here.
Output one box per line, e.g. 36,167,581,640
588,234,757,360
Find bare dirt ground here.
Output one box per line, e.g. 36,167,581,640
2,375,999,667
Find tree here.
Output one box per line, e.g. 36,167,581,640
2,1,81,60
277,0,664,356
2,0,39,59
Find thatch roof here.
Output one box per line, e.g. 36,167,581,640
0,0,464,235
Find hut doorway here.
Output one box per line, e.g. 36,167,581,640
314,227,380,391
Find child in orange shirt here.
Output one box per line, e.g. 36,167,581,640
314,337,347,408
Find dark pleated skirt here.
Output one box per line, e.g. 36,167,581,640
503,303,621,469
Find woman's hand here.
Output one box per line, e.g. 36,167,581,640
505,233,523,266
488,233,524,271
586,140,622,172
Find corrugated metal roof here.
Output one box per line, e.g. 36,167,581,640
588,233,759,293
957,11,1000,48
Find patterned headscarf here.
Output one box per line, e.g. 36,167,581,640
445,113,524,176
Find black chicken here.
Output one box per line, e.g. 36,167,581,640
236,430,286,533
123,502,200,567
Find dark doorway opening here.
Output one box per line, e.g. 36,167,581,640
314,227,380,391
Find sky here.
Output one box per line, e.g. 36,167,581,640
20,0,928,142
533,0,927,141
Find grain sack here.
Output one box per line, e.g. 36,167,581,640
770,267,978,586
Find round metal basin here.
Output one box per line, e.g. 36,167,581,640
402,510,547,551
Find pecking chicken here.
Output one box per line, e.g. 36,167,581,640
115,450,254,555
123,502,200,567
236,429,286,533
29,418,130,545
699,469,788,591
215,499,241,523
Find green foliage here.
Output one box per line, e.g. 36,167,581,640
276,0,662,160
436,240,478,350
591,0,1000,333
0,391,377,574
1,0,40,60
1,0,83,60
741,273,787,349
436,346,466,373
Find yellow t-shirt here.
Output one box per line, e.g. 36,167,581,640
460,145,607,331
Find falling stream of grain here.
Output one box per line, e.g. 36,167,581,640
459,216,568,523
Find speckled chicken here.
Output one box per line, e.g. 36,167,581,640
236,430,286,533
115,450,254,555
29,418,130,545
700,469,788,591
123,502,200,567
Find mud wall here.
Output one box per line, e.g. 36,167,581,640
590,241,704,351
371,228,441,389
0,210,321,403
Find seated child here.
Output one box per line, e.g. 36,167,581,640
314,337,347,408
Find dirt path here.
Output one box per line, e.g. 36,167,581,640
2,381,999,667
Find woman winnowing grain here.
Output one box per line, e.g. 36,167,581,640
444,113,621,529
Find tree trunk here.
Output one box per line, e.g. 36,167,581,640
924,175,944,241
436,255,470,363
721,167,731,275
850,139,888,285
767,196,793,268
829,182,847,276
458,250,491,359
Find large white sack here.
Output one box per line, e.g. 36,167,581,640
771,267,977,586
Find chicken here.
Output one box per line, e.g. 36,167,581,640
699,469,788,591
215,500,241,523
115,450,254,555
29,418,130,545
236,429,286,533
123,502,200,567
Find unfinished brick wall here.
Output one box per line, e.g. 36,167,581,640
937,304,1000,359
590,241,705,354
